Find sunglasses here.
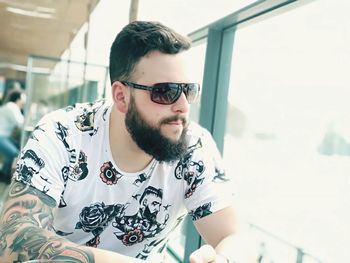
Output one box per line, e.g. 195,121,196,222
121,81,200,105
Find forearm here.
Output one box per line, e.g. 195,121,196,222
0,223,143,263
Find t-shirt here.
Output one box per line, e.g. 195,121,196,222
0,101,24,137
14,99,233,260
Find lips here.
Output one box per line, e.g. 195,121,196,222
167,120,182,125
161,116,187,127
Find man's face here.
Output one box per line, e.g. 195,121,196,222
125,95,188,162
129,51,191,140
16,93,26,109
124,51,193,161
144,195,162,214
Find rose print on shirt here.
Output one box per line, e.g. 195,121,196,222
75,202,126,247
75,187,170,249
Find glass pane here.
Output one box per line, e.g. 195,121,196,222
138,0,257,35
22,56,108,147
186,42,207,123
224,0,350,262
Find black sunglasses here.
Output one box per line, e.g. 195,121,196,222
121,81,200,105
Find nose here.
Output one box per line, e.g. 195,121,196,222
171,92,190,114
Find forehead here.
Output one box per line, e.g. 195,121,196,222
145,194,161,202
132,50,190,84
24,158,36,166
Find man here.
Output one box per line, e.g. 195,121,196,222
0,21,243,262
0,89,25,183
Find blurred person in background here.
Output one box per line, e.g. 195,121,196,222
0,89,26,183
0,21,253,263
0,81,23,106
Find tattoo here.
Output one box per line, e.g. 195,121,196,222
0,181,95,262
7,200,37,211
9,181,56,208
10,226,94,263
39,241,94,263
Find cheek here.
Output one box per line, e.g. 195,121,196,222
140,108,159,126
142,106,166,126
133,93,169,126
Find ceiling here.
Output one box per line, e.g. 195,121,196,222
0,0,99,80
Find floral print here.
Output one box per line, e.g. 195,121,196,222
189,203,212,220
99,161,123,185
122,229,144,246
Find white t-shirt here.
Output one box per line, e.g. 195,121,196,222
0,101,24,137
14,99,233,260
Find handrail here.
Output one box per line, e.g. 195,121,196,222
166,222,324,263
249,223,324,263
166,246,183,263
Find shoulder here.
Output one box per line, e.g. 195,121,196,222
186,122,216,151
39,99,111,137
68,99,110,132
1,102,17,113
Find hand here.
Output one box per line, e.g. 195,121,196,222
189,244,217,263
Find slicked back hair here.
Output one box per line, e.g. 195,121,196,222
109,21,191,84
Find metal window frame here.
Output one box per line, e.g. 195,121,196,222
181,0,317,262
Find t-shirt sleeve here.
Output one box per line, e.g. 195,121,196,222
14,112,70,206
183,130,235,221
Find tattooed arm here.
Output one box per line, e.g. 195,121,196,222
0,181,145,263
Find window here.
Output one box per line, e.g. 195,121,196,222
224,0,350,261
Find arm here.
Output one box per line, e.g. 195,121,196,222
0,181,144,263
11,103,24,128
190,205,256,263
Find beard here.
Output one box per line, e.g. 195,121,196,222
143,206,158,223
125,96,189,162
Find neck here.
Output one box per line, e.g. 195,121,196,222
109,104,153,172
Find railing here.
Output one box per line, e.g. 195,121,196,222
166,246,183,263
166,222,325,263
250,223,324,263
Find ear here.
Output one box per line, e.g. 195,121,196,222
142,198,148,207
111,81,129,113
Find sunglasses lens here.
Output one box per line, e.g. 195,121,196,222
151,83,181,104
184,84,200,103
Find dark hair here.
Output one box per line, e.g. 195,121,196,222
140,186,163,204
109,21,191,84
7,89,23,103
